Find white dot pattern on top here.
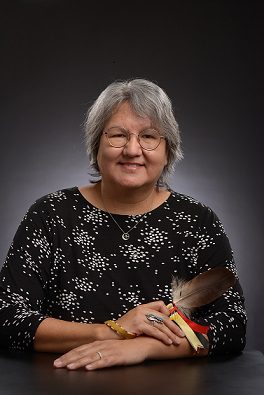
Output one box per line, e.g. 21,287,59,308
0,187,247,354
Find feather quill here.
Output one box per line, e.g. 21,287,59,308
171,267,236,317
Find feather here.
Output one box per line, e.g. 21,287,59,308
172,267,236,317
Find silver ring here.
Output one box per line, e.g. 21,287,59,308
96,351,103,360
146,313,164,325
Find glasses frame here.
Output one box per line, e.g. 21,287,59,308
104,127,165,151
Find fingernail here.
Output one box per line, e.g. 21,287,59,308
54,359,62,367
179,330,185,337
167,339,173,345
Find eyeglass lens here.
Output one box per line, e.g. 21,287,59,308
105,127,162,150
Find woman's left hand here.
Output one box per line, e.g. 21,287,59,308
54,339,148,371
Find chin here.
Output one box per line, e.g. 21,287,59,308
118,182,144,189
113,177,147,189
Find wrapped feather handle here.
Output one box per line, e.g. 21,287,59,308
172,267,236,317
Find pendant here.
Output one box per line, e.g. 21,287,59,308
122,233,130,241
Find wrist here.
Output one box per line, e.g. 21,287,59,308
95,323,120,341
129,336,155,360
105,320,137,339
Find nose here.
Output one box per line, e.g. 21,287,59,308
123,133,142,156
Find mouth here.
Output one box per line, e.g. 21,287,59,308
118,162,144,170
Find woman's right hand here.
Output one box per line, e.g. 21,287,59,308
115,301,185,345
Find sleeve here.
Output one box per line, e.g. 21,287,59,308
192,205,247,356
0,202,53,351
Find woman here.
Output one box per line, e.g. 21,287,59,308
0,78,247,370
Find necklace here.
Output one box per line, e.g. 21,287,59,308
106,211,147,240
101,189,154,241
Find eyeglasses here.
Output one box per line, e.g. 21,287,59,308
104,127,165,151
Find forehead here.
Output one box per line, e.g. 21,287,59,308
105,102,154,129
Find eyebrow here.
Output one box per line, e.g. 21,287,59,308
106,125,158,132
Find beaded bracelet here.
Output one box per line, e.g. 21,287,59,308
104,320,137,339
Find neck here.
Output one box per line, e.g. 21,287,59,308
98,182,156,215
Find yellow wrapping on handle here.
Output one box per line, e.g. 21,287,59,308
169,311,204,352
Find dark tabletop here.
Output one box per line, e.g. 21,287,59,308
1,350,264,395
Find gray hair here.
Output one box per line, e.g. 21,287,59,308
84,78,183,185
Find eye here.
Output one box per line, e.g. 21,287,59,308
112,132,126,138
140,129,159,140
108,128,127,138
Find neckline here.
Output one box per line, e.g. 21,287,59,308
74,186,173,217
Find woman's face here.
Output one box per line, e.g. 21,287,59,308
97,102,168,191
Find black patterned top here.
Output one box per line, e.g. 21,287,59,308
0,187,247,354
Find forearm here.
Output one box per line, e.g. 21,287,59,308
139,335,209,360
53,333,209,370
34,317,119,352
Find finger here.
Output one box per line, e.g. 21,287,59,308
164,317,186,338
146,310,185,338
142,301,170,316
143,320,174,345
156,320,184,345
55,347,105,370
66,351,103,370
54,345,92,368
85,354,114,371
144,313,184,344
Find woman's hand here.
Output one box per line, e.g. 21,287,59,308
54,339,149,371
117,301,185,345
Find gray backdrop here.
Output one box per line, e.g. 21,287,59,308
1,1,263,352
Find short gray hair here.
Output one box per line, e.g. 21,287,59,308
84,78,183,185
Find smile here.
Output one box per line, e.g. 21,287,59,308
119,163,144,170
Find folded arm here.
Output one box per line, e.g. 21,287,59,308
53,334,209,371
